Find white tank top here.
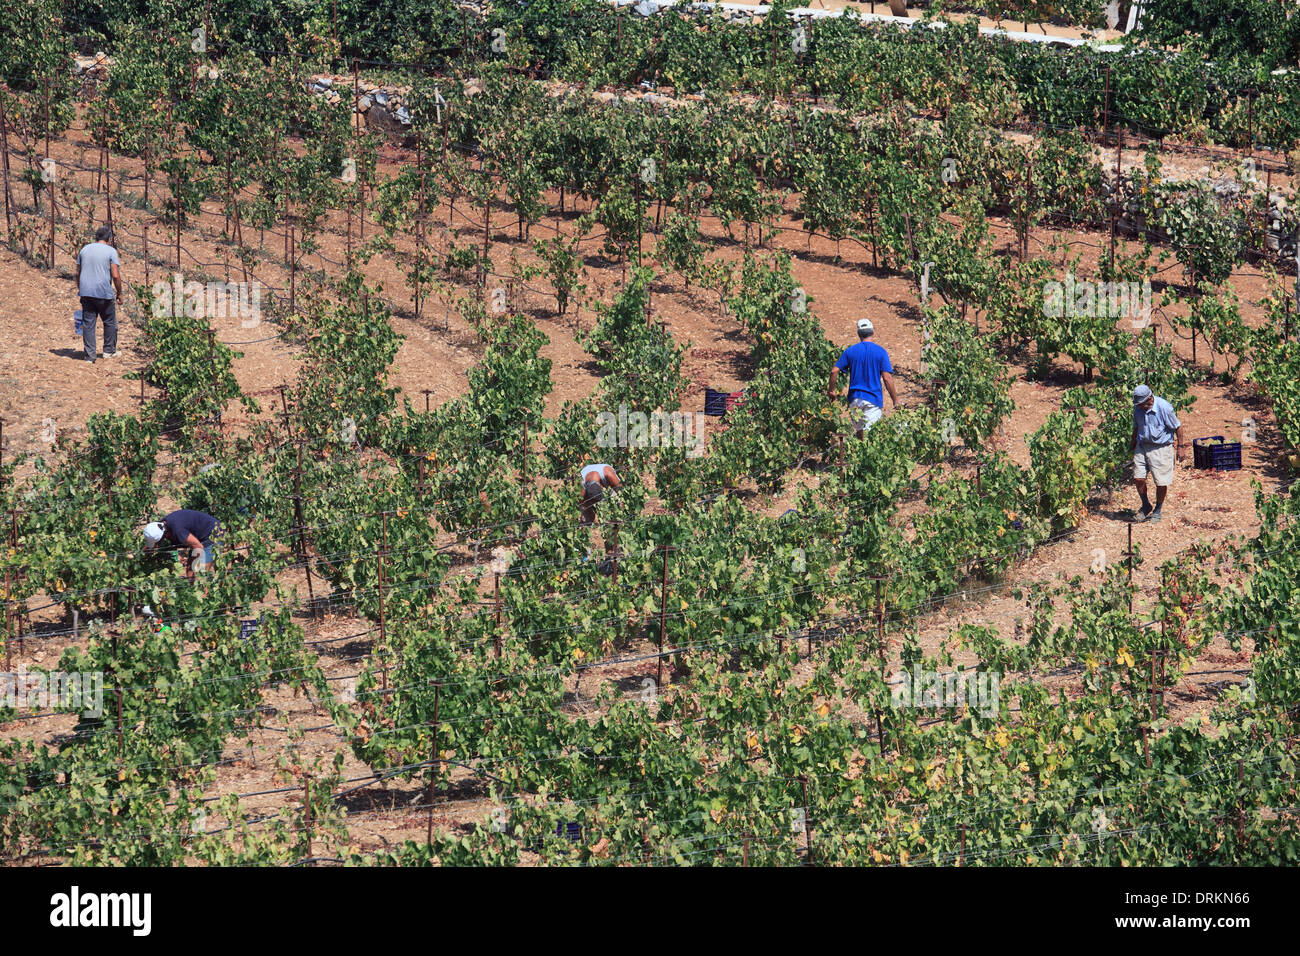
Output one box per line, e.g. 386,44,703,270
581,464,611,484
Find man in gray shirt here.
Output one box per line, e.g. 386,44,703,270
75,225,123,363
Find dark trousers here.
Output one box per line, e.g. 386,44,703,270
80,296,117,359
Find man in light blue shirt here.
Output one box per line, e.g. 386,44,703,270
74,225,123,364
829,318,902,438
1130,384,1186,523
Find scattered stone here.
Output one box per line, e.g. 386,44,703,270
367,105,409,135
72,53,112,79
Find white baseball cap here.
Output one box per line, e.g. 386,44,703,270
143,522,166,549
857,318,874,334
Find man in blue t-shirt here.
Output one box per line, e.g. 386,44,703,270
829,318,902,438
143,509,221,581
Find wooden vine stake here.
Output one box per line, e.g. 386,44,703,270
1158,621,1167,714
206,329,221,429
143,124,151,216
656,545,674,689
1101,64,1111,144
416,135,427,319
303,775,313,861
278,384,291,436
481,153,491,291
1236,759,1246,847
44,76,55,268
0,92,12,244
493,571,502,658
378,511,388,691
1109,129,1124,276
7,509,19,653
102,112,113,229
1123,523,1135,615
521,421,529,489
293,440,319,618
289,224,297,315
164,100,181,268
4,570,11,675
610,520,620,588
224,153,249,285
875,578,888,755
112,631,123,757
875,579,887,669
426,681,440,846
1154,647,1164,723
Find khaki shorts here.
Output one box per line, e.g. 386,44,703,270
848,398,883,433
1134,442,1175,487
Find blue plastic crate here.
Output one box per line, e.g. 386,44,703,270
704,388,730,416
531,821,583,854
704,388,746,416
1192,436,1242,471
557,821,582,842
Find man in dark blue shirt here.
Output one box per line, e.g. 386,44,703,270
829,318,902,438
143,509,221,581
